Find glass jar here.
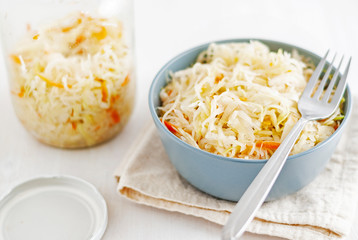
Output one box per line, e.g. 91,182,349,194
0,0,135,148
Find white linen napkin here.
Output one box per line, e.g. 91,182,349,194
115,102,358,240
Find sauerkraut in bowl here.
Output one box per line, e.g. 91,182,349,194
159,41,344,159
8,12,135,148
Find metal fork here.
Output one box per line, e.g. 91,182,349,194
221,51,351,240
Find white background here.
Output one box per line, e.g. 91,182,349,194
1,0,357,239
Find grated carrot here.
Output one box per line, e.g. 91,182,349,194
76,35,85,44
110,109,120,124
18,86,25,98
92,26,107,40
162,119,179,135
10,54,21,64
255,140,280,150
37,74,72,88
95,78,108,102
121,74,130,86
110,95,120,105
215,73,224,84
69,35,85,49
62,18,82,32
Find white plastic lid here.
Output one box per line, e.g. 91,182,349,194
0,176,108,240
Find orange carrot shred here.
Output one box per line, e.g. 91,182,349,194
111,110,120,124
162,120,178,135
76,49,84,54
69,35,85,49
110,95,120,105
71,122,77,130
18,86,25,98
101,81,108,102
255,141,280,150
95,78,108,102
37,74,72,88
10,54,21,64
62,18,82,32
121,74,130,87
76,35,85,44
215,73,224,84
92,26,107,40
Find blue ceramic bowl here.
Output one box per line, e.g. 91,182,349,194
148,38,352,202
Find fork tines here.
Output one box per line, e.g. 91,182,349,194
304,50,351,105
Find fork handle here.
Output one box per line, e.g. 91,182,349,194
221,117,309,240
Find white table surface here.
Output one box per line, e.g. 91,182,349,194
1,0,358,239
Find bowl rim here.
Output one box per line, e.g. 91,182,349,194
148,38,353,164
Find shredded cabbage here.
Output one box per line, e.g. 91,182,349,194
159,41,342,159
9,12,134,148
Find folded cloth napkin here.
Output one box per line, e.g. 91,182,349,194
115,104,358,240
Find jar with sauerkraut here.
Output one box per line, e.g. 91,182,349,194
1,0,135,148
